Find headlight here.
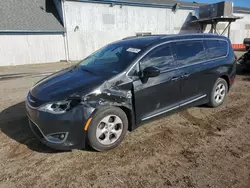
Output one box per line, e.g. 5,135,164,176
38,98,80,114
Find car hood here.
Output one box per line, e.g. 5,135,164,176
30,66,108,102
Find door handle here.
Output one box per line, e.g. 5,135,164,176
171,77,180,81
181,74,190,79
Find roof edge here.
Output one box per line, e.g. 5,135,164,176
0,30,65,35
65,0,195,10
65,0,250,14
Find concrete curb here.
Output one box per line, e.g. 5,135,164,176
0,71,57,81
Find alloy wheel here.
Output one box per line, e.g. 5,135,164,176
96,115,123,145
214,83,226,104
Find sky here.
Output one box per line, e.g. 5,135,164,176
182,0,250,8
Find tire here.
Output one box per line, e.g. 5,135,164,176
87,106,128,152
243,38,250,46
208,78,228,108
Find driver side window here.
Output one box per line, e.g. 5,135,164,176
140,44,175,72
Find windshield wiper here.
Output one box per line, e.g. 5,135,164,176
80,67,100,75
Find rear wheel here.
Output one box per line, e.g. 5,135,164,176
208,78,228,107
87,106,128,151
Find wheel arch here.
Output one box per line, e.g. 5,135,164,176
91,105,136,132
116,106,135,131
219,75,230,91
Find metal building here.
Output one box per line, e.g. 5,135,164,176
62,0,250,61
0,0,250,66
0,0,66,66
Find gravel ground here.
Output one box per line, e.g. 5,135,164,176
0,53,250,188
0,62,71,75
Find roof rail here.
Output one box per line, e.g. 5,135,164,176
122,34,168,40
160,33,217,39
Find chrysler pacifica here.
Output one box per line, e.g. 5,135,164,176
26,34,236,151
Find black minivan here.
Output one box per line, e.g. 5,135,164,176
26,34,236,151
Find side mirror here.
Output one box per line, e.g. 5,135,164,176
143,66,160,78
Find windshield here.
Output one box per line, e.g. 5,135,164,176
78,43,143,75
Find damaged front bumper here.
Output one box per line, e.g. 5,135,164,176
26,100,94,150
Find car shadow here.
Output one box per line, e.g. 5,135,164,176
0,63,246,154
0,101,95,153
0,101,65,153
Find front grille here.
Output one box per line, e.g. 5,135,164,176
28,93,45,108
29,119,44,139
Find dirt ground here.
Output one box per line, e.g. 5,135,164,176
0,55,250,187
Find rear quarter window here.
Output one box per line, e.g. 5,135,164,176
204,40,228,59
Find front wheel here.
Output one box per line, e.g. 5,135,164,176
87,106,128,151
208,78,228,108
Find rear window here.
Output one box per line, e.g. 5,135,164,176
205,40,228,59
171,40,206,66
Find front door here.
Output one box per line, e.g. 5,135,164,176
131,43,182,122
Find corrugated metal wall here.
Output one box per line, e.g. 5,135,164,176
0,34,65,66
203,13,250,45
64,1,198,60
231,13,250,44
64,1,250,61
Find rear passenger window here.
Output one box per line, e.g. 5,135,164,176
172,40,206,66
140,44,175,71
205,40,228,59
